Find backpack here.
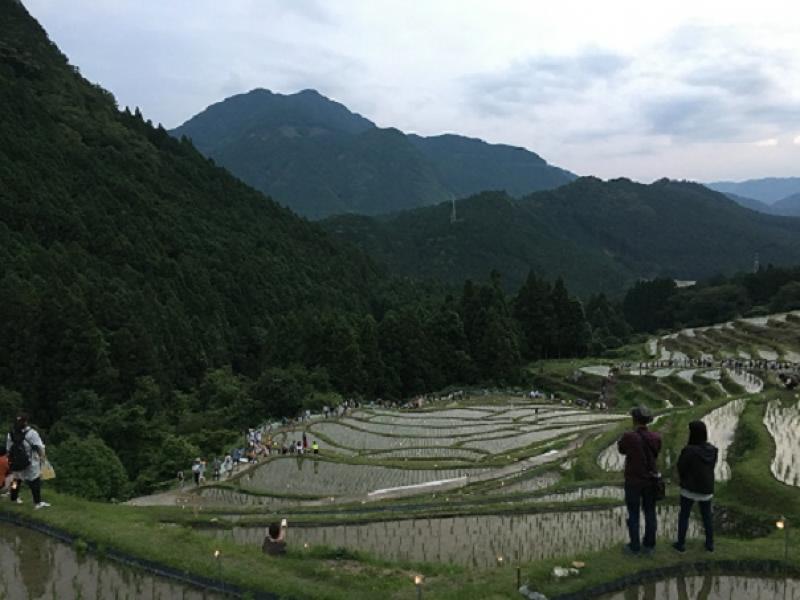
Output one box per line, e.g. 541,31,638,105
8,429,31,472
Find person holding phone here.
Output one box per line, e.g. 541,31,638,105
262,518,288,555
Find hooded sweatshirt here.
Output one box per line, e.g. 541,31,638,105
677,442,718,496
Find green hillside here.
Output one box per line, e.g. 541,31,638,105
323,191,632,297
323,178,800,295
171,89,574,219
0,0,387,485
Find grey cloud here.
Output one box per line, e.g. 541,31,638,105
465,49,630,116
682,63,775,96
641,94,739,139
640,91,800,142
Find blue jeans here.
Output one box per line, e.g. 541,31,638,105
677,494,713,550
625,482,657,551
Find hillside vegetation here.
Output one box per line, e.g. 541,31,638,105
324,178,800,295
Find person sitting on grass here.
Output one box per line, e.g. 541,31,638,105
673,420,718,554
262,519,288,555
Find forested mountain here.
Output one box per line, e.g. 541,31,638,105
771,192,800,217
323,178,800,296
171,89,575,219
707,177,800,204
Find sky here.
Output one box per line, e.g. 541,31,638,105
26,0,800,182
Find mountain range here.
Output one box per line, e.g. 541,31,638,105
707,178,800,216
322,178,800,296
171,89,575,219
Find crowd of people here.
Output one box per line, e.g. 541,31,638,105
179,418,325,488
631,356,800,374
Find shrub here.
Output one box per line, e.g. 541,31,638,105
50,435,130,501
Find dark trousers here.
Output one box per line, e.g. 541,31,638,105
677,494,713,550
625,482,657,551
10,477,42,504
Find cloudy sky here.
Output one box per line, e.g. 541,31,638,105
26,0,800,182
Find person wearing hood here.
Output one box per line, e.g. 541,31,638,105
673,420,718,553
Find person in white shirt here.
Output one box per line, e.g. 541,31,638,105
6,415,50,509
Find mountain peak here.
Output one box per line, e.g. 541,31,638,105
171,89,575,219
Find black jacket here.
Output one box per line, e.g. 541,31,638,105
677,442,718,495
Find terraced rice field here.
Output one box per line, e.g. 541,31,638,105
654,311,800,363
240,457,488,497
701,399,746,481
311,408,613,457
212,506,697,567
764,400,800,487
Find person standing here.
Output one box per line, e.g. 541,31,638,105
6,415,50,509
673,421,718,553
191,458,202,485
618,406,661,554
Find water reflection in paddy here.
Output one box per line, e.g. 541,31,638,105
0,524,226,600
596,574,800,600
212,506,697,568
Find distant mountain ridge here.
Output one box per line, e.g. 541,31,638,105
707,177,800,205
720,192,781,215
322,177,800,296
171,89,576,219
772,192,800,217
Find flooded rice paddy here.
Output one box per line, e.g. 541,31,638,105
487,472,561,495
764,400,800,487
241,457,488,496
597,442,625,472
702,398,746,481
596,574,800,600
0,524,225,600
208,506,697,568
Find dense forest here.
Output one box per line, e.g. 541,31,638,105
622,265,800,333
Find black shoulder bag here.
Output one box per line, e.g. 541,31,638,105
637,430,666,501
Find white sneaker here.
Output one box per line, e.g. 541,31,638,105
34,502,50,509
13,499,22,504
